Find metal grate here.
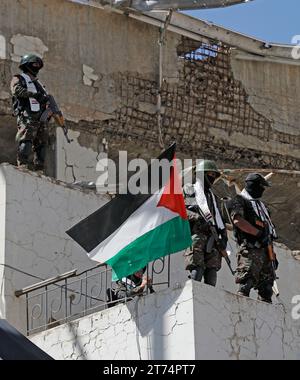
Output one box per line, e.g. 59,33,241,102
16,257,171,336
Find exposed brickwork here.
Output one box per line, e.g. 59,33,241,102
65,37,299,171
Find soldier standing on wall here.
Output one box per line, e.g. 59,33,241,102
227,173,278,303
10,54,49,170
183,160,228,287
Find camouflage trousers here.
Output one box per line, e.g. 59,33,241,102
16,116,48,167
236,245,274,302
184,233,222,272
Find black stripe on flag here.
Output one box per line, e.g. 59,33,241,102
66,143,176,253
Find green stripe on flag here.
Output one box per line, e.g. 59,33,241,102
107,216,192,280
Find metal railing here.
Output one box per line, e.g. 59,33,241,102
15,256,171,336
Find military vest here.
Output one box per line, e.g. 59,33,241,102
12,74,46,117
230,194,265,245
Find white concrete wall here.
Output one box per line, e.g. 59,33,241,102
0,167,6,319
192,280,300,360
56,128,105,183
0,163,299,334
216,239,300,314
170,235,300,317
30,280,300,360
31,281,196,360
0,163,109,332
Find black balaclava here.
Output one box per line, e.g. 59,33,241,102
24,64,40,77
204,173,217,191
245,181,265,199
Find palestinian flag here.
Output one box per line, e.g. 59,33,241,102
66,144,192,280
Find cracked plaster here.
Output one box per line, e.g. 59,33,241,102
0,164,300,348
30,281,300,360
83,64,100,87
0,163,299,343
0,164,109,331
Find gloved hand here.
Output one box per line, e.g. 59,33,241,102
32,92,49,104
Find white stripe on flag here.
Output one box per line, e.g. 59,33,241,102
88,190,179,263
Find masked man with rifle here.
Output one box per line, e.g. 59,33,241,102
183,160,231,287
227,173,278,303
11,54,51,170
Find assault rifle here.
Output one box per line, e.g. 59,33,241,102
40,94,73,144
206,225,236,276
255,221,279,297
267,239,280,297
188,205,235,276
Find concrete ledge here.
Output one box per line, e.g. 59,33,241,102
30,280,300,360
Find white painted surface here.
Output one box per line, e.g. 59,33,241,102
56,128,105,183
31,281,195,360
169,235,300,318
0,168,6,319
82,64,99,86
193,280,300,360
30,280,300,360
0,164,109,332
0,35,6,59
0,163,299,335
10,34,48,62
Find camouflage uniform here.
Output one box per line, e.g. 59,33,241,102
227,195,275,302
11,53,49,169
11,75,48,168
183,185,226,286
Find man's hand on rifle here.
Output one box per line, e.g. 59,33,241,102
256,227,271,247
32,92,49,105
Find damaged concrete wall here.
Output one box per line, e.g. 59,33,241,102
0,0,299,244
1,0,299,175
30,280,300,360
0,0,180,171
231,53,300,138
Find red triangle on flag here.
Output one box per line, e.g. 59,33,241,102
157,157,188,220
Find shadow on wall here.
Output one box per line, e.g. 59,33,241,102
124,284,185,360
68,321,88,360
0,115,17,165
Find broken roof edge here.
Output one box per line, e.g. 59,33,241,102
68,0,299,65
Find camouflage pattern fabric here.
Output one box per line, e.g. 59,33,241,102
184,220,222,272
16,115,47,144
235,246,274,287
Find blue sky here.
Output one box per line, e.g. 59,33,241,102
184,0,300,44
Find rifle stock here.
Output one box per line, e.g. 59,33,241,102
255,221,279,297
40,95,73,143
209,225,235,276
267,243,278,280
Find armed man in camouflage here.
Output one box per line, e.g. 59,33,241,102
183,160,228,286
11,54,49,170
227,173,278,303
